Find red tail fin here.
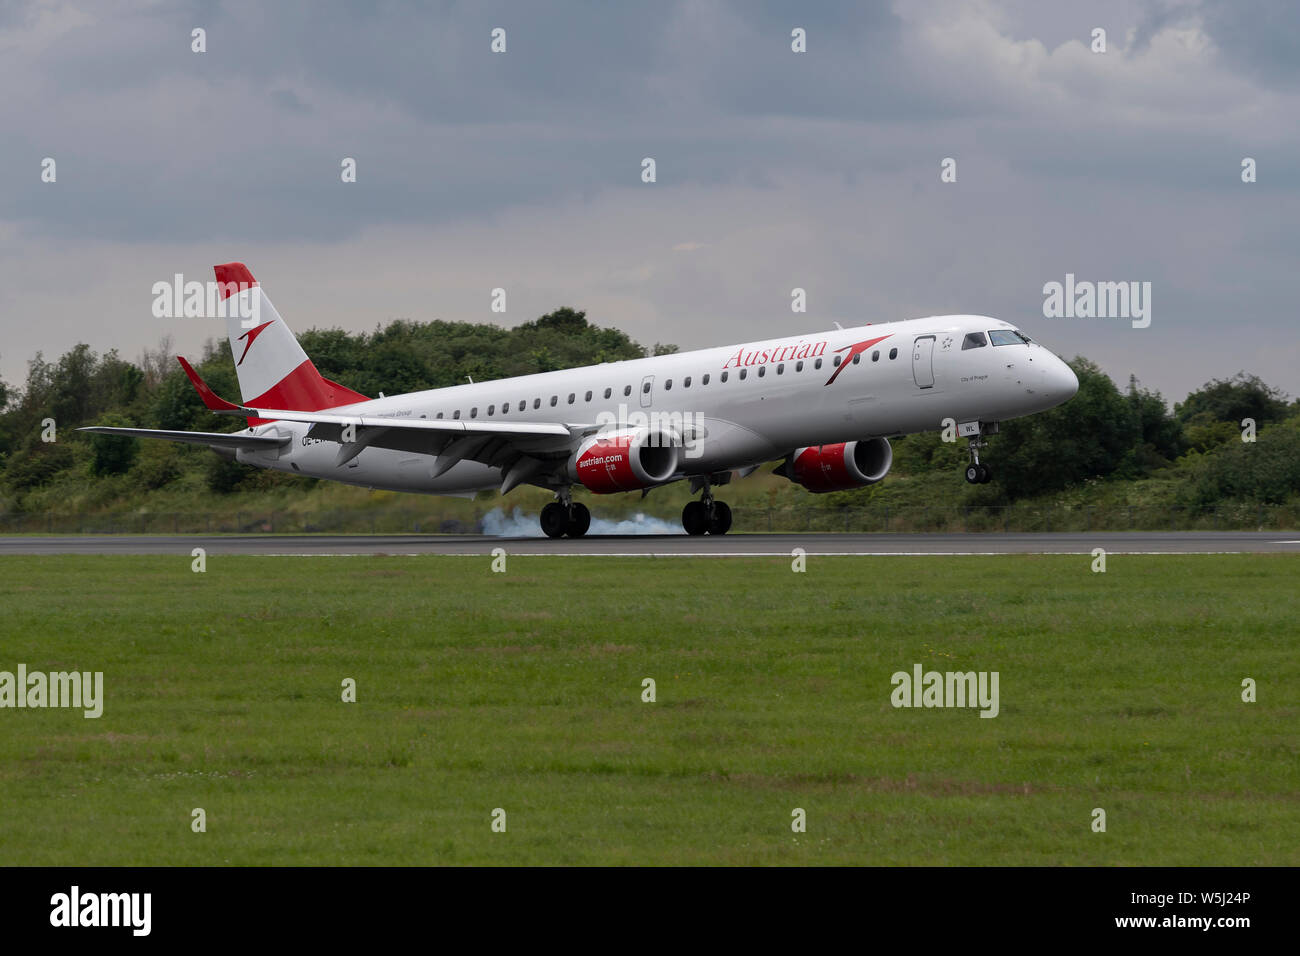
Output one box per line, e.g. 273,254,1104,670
207,262,370,423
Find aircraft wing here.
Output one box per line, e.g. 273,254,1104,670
76,426,290,450
224,405,573,438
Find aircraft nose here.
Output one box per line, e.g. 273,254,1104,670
1048,356,1078,403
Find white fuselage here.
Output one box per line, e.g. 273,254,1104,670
234,314,1078,494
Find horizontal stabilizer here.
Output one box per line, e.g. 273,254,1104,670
76,426,290,450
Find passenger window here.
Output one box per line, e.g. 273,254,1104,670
814,358,822,370
550,396,557,406
757,366,765,377
453,410,460,419
488,404,495,415
684,376,691,387
603,387,612,399
642,381,651,393
720,371,728,383
664,379,672,390
889,348,898,359
872,350,879,361
567,393,575,404
796,360,803,372
962,332,988,350
533,398,540,409
585,390,592,402
624,385,632,396
470,407,478,418
501,403,508,414
776,363,784,374
436,412,444,419
833,355,842,367
852,354,860,364
519,400,526,411
739,369,747,380
703,374,710,385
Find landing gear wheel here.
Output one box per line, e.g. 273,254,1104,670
707,501,732,535
964,432,992,485
682,500,709,536
540,502,569,538
566,502,591,537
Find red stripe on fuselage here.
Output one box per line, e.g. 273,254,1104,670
824,334,892,386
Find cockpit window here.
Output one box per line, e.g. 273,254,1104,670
1014,330,1033,344
988,329,1025,347
961,332,987,350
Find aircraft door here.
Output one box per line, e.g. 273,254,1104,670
640,375,654,408
912,336,935,389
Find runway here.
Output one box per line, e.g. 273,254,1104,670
1,531,1297,556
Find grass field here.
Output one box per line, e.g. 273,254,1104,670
1,552,1296,865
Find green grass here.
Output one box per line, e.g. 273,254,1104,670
0,554,1296,865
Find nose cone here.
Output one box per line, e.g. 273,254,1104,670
1047,356,1079,405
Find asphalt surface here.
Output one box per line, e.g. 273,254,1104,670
1,532,1297,556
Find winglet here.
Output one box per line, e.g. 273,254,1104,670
177,356,246,413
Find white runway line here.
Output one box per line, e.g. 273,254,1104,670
259,550,1266,558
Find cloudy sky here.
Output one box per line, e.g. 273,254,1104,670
2,0,1296,404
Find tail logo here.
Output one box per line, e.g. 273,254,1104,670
236,320,275,366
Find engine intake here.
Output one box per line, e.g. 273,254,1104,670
779,438,892,493
568,431,681,493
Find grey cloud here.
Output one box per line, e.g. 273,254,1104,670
0,0,1297,405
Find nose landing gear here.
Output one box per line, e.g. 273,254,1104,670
964,435,992,484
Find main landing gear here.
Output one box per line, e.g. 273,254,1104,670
540,488,591,538
681,483,732,536
964,435,992,484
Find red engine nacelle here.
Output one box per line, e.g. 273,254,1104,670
782,438,893,493
567,431,681,494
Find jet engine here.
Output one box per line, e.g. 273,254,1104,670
567,430,681,493
775,438,892,493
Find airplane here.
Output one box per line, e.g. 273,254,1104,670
81,262,1079,537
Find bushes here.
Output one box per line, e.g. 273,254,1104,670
4,442,77,491
205,454,256,494
1181,419,1300,508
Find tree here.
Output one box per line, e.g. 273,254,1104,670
1175,373,1289,427
1121,375,1185,472
529,307,588,335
